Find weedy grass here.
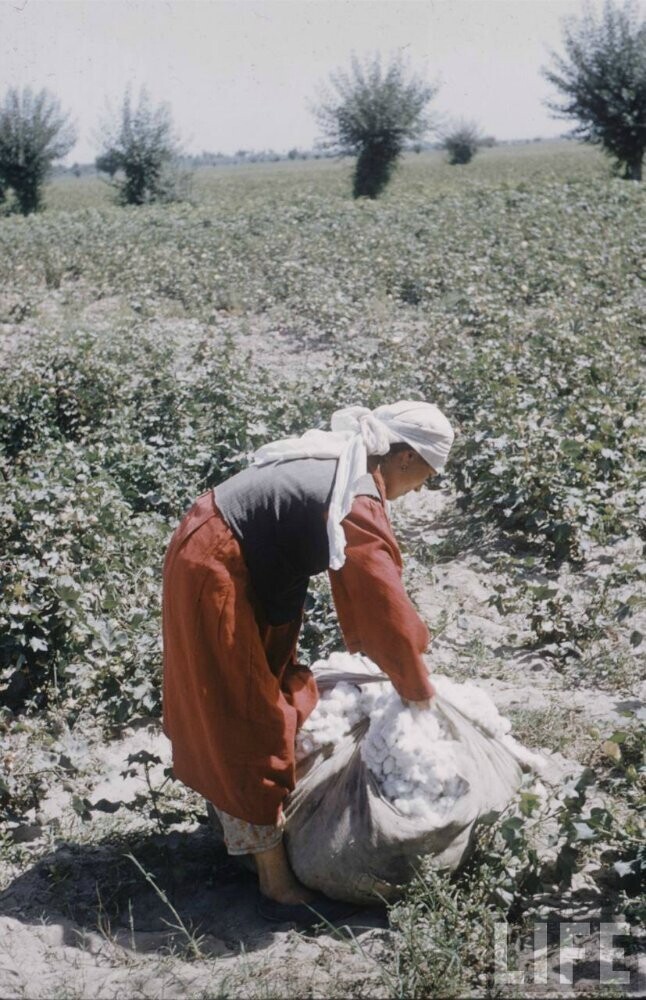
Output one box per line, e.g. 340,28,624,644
383,865,506,999
507,705,598,758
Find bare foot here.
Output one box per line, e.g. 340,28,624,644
253,841,316,905
265,883,316,906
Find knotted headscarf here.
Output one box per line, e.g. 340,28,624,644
254,400,454,569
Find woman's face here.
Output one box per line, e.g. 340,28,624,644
381,449,438,500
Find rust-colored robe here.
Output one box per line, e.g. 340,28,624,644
162,476,434,825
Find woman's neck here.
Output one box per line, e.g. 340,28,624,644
367,463,387,503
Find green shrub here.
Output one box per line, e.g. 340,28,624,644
0,327,315,719
442,120,485,165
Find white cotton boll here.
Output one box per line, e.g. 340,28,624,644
359,684,472,819
450,776,469,798
432,675,512,739
300,656,535,822
397,735,415,756
324,652,348,672
382,756,395,775
296,683,359,756
360,685,389,720
295,736,314,762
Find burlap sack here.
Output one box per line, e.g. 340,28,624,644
282,661,523,905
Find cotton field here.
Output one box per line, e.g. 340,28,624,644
1,143,643,999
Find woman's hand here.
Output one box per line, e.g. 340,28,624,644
401,696,434,710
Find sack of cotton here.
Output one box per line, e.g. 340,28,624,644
284,652,546,905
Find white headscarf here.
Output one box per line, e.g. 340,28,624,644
254,400,455,569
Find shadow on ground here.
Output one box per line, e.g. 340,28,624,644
0,825,387,958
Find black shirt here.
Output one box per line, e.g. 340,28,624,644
214,458,379,626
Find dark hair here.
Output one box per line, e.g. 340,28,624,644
387,441,412,456
368,442,412,470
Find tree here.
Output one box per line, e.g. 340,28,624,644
0,87,76,214
95,149,121,178
441,120,485,165
543,0,646,180
315,55,438,198
98,88,179,205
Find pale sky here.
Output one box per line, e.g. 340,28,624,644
0,0,624,163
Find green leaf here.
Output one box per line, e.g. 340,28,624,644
126,750,162,767
519,791,540,817
71,795,92,821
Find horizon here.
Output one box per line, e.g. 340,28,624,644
0,0,621,166
56,134,576,172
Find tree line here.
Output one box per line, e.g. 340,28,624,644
0,0,644,215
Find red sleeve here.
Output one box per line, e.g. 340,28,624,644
328,495,435,702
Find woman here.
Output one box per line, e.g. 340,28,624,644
162,400,454,922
